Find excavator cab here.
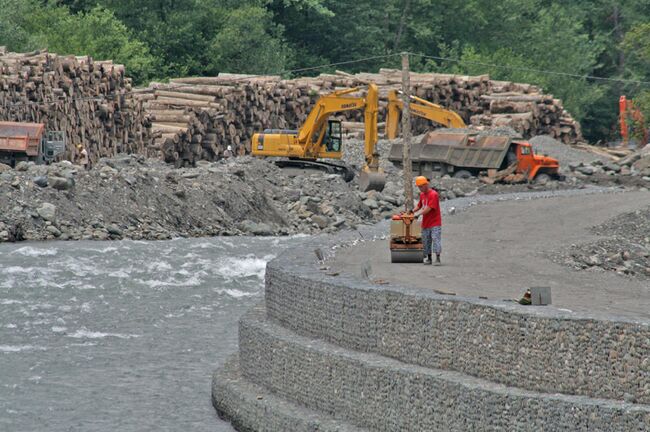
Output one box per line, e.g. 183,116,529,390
323,120,342,153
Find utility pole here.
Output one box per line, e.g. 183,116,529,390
401,52,413,212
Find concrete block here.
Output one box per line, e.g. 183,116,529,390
531,286,552,305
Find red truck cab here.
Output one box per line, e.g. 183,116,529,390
513,141,560,180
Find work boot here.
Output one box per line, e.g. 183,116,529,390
434,254,442,266
423,255,433,265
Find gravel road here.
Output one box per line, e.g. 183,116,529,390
331,189,650,320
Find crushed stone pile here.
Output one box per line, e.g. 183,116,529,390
528,135,611,169
552,206,650,280
1,128,649,244
0,156,409,243
564,144,650,188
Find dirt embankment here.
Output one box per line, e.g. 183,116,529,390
0,158,577,243
0,156,389,242
0,134,648,244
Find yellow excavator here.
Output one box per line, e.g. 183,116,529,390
251,84,386,192
385,90,466,139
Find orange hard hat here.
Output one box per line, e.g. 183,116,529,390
415,176,429,186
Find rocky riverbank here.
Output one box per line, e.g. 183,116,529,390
0,134,648,243
0,155,385,242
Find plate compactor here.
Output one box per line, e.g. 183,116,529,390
389,212,424,263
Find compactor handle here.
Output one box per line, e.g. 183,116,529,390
400,211,416,226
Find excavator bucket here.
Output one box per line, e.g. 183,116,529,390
358,169,386,192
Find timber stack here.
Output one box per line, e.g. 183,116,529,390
0,48,581,167
137,74,287,167
0,48,151,163
470,80,582,144
139,69,582,166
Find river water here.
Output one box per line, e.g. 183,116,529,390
0,235,311,432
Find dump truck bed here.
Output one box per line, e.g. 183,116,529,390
389,132,512,170
0,122,44,156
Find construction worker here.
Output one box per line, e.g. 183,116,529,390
413,176,442,265
77,144,89,170
223,145,233,159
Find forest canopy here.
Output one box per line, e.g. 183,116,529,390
1,0,649,142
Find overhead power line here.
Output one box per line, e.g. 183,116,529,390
408,52,650,86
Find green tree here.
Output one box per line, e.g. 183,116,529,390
623,22,650,75
3,0,650,142
30,6,157,84
409,2,606,139
74,1,294,77
0,0,42,51
98,0,223,77
622,22,650,137
208,5,292,75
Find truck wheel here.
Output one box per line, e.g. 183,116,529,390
534,173,551,184
453,170,472,179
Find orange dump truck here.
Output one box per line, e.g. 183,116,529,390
389,131,561,182
0,121,65,166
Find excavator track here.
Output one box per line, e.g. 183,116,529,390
274,159,355,182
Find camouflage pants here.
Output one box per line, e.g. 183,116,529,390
422,226,442,256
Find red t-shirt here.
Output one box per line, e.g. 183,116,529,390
418,189,441,228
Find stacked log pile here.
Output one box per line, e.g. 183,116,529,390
470,80,582,144
139,69,583,166
0,48,582,167
137,75,287,166
0,48,151,163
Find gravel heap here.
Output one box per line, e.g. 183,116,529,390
528,135,611,169
1,129,648,244
563,144,650,188
0,156,406,242
0,147,580,243
438,126,522,138
551,206,650,280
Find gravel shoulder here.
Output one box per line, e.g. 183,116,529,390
331,190,650,321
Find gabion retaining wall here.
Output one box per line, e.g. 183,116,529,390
235,305,650,432
265,257,650,405
213,201,650,431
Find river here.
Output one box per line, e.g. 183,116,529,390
0,235,310,431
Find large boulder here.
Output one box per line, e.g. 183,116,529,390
45,225,61,237
238,220,273,236
576,165,596,175
33,176,48,187
36,203,57,221
603,162,621,173
633,155,650,172
15,161,34,172
310,215,330,229
49,176,74,190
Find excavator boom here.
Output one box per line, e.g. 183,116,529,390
386,90,466,139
